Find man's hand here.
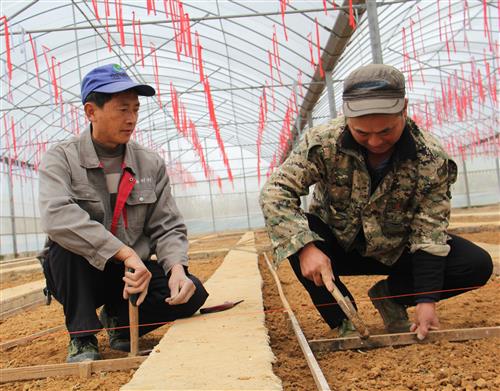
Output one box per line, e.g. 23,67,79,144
114,246,152,306
298,242,335,292
410,302,440,340
166,264,196,305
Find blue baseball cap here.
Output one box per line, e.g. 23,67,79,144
81,64,155,104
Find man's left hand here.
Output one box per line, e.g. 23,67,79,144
410,302,440,340
166,264,196,305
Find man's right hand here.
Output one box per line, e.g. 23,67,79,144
298,242,335,292
114,246,152,306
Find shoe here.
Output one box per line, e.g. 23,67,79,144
327,319,358,338
99,306,131,352
67,335,102,363
368,279,411,333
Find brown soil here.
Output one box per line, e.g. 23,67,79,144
450,215,499,224
256,229,500,391
452,204,500,214
0,254,224,391
188,232,244,252
2,221,498,390
460,231,500,245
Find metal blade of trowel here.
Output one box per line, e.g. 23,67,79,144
328,280,370,339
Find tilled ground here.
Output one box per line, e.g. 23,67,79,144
0,254,224,391
257,224,500,391
1,210,499,391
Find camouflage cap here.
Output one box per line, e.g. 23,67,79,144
342,64,405,117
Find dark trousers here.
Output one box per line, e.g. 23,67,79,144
43,242,209,338
288,214,493,329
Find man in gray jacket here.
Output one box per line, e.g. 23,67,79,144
39,64,208,362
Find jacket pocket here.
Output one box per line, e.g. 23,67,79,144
381,212,411,236
329,207,348,230
72,184,105,223
125,188,158,230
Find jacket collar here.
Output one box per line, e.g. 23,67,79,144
338,118,418,162
79,125,138,174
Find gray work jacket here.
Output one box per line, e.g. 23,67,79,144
39,128,188,274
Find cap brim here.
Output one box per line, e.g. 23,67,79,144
343,97,405,117
93,81,156,97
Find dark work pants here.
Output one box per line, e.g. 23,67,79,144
43,242,209,338
288,214,493,329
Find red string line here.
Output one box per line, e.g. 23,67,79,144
61,283,497,337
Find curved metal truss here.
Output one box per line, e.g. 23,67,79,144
1,0,498,180
0,1,498,255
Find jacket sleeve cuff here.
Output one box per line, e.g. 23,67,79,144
160,257,189,275
273,230,324,265
411,250,446,302
86,235,124,271
415,297,438,304
409,242,450,257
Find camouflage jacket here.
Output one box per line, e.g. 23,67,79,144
260,116,457,266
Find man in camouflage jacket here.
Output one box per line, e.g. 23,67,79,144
260,64,492,339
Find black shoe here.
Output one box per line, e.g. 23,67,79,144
368,279,411,333
99,306,131,352
67,335,102,363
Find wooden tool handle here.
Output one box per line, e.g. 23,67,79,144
329,281,370,339
127,268,139,356
128,300,139,356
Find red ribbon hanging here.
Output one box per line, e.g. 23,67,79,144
484,55,497,104
308,32,315,68
279,0,288,41
92,0,100,21
104,0,111,52
348,0,356,29
28,33,41,87
118,0,125,47
482,0,492,52
272,27,282,84
1,17,12,84
150,44,162,108
138,19,145,67
132,12,140,62
437,2,442,41
10,116,17,160
3,114,13,182
189,120,209,178
315,18,324,78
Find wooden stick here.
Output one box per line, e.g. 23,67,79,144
263,253,331,391
129,299,139,357
78,361,92,379
309,326,500,353
0,325,65,351
0,356,147,383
